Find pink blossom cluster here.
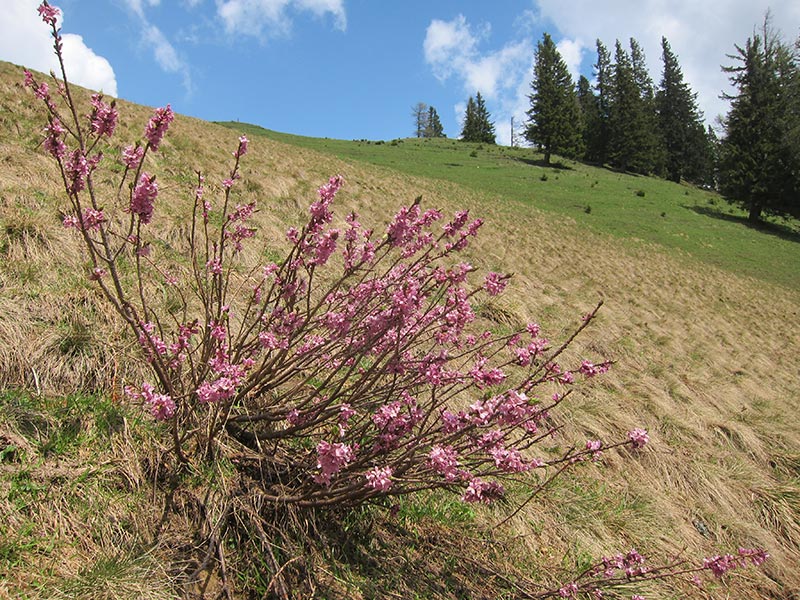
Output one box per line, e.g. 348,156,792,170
627,428,649,449
125,382,175,421
469,356,507,389
64,149,88,193
429,445,463,481
483,272,508,296
24,70,50,101
309,175,343,225
43,118,67,159
121,145,144,169
63,208,105,232
703,548,769,577
131,173,158,224
461,478,504,504
88,94,118,137
580,360,611,378
371,392,423,449
386,202,441,256
37,1,59,26
365,466,393,491
586,439,603,461
233,135,249,158
558,582,578,598
314,441,355,485
144,105,174,150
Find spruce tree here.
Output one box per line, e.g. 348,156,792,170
607,41,640,172
592,40,613,164
656,37,705,183
425,106,445,138
719,17,800,222
577,75,601,162
608,40,658,174
461,93,496,144
629,38,662,174
525,32,583,165
474,92,496,144
460,96,478,141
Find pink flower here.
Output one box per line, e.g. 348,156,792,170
131,172,158,224
63,208,105,232
314,440,355,485
429,445,460,481
144,105,174,150
196,377,237,404
461,478,504,504
558,582,578,598
738,547,769,566
483,272,507,296
233,135,249,158
64,149,88,193
627,428,649,449
89,267,106,280
580,360,610,378
37,2,60,26
365,466,393,491
586,439,603,461
43,118,67,159
126,382,175,421
631,596,646,600
121,145,144,169
88,94,118,137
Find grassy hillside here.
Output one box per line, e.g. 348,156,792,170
217,123,800,291
1,59,800,599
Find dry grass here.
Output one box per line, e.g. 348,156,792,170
1,59,799,598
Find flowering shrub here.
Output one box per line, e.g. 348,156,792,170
26,2,769,597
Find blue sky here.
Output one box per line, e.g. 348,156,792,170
3,0,800,145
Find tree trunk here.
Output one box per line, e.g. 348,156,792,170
748,202,762,223
544,148,551,166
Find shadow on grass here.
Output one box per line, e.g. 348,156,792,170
685,204,800,244
511,156,573,170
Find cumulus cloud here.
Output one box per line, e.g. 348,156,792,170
424,15,534,144
216,0,347,37
535,0,800,125
0,0,117,96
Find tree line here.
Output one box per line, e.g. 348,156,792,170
526,21,800,222
415,17,799,223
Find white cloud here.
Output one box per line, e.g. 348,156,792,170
0,0,117,96
424,15,534,145
556,38,584,84
215,0,346,37
143,24,183,72
122,0,193,93
535,0,800,125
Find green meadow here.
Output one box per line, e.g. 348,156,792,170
219,122,800,291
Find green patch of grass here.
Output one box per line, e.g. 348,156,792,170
218,122,800,291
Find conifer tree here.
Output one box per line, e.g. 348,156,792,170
526,33,583,165
629,38,663,174
577,75,601,162
591,40,613,164
719,17,800,222
607,40,658,174
607,41,641,172
461,96,478,141
461,93,496,144
656,37,706,183
425,106,445,138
